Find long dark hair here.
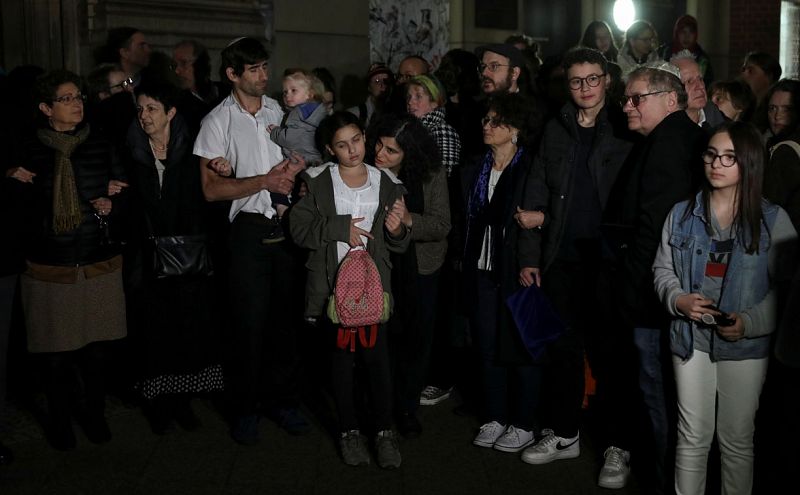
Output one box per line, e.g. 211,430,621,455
684,121,765,254
365,113,441,190
580,21,618,61
764,79,800,145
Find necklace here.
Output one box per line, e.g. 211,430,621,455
149,138,168,152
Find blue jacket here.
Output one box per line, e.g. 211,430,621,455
653,193,796,361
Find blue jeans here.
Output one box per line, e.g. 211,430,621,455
634,326,673,494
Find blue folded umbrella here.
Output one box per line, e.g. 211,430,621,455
506,284,566,360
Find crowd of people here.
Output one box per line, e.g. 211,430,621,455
1,14,799,494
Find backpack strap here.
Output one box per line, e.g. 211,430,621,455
769,140,800,160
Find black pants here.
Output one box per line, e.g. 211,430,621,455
331,323,392,433
541,259,639,448
392,270,440,414
226,215,302,418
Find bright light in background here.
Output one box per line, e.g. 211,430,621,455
614,0,637,32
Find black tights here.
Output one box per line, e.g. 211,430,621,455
330,324,392,433
40,341,112,427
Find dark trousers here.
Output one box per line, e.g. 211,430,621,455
331,323,392,432
470,271,541,430
40,341,111,428
542,260,639,448
0,274,17,417
226,215,302,418
393,270,440,414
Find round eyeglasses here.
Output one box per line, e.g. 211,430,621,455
568,73,605,90
701,150,737,167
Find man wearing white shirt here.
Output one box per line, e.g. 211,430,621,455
194,37,307,445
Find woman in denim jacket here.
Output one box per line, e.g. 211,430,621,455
653,122,797,495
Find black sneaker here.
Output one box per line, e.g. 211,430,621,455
266,407,312,436
230,414,259,445
375,430,401,469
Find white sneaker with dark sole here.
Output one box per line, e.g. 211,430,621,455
521,428,580,465
473,421,506,448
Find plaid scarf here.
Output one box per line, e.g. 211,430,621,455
36,125,91,234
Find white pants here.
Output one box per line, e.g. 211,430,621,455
673,351,768,495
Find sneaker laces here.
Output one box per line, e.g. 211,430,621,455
501,425,520,442
603,447,627,470
535,428,558,448
479,421,504,435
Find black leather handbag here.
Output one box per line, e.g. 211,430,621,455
145,213,214,279
151,234,214,279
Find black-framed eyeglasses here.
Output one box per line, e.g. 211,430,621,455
481,116,503,128
701,150,737,167
110,77,134,90
621,90,668,108
478,62,510,74
52,93,87,105
568,73,606,90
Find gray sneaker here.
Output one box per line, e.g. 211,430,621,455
375,430,402,469
598,446,630,489
340,430,370,466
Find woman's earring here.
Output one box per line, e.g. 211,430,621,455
512,133,518,145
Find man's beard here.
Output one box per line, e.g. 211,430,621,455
483,71,514,95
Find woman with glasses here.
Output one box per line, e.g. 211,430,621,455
14,69,127,450
762,79,800,229
653,121,797,494
405,74,462,176
461,92,540,453
617,20,660,79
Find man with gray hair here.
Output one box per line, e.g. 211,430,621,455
605,61,708,494
670,50,726,131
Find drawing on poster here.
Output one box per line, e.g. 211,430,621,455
369,0,450,71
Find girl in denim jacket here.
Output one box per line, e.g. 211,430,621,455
653,122,797,495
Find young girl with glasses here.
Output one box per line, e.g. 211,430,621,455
652,121,797,494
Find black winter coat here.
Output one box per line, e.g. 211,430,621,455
16,126,123,266
605,110,708,328
518,102,635,272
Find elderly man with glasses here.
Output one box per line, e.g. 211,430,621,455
604,61,708,494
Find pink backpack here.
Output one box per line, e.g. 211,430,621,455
326,249,390,351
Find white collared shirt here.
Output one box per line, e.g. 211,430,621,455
330,164,381,264
193,93,284,221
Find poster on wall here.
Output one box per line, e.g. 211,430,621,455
369,0,449,71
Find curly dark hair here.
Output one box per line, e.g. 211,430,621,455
487,92,530,137
365,113,442,190
34,69,84,105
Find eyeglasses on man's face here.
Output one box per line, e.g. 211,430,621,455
478,62,510,74
53,93,87,105
568,73,606,90
701,150,737,167
621,90,668,108
110,77,134,90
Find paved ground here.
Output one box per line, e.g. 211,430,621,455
0,390,643,495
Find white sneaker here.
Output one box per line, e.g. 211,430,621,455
419,386,452,405
493,425,535,453
598,446,630,489
521,428,580,465
473,421,506,448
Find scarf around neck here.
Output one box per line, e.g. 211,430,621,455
36,125,91,234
